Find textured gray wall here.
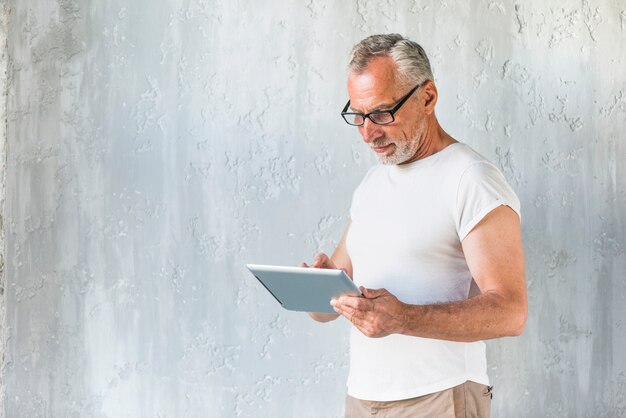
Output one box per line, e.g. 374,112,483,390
2,0,625,417
0,0,7,414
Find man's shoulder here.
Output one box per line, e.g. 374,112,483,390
445,143,493,167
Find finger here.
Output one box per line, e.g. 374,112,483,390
312,252,330,268
331,299,356,317
361,287,387,299
330,298,343,312
311,252,326,268
299,262,309,268
336,295,369,311
336,306,358,323
347,311,367,330
340,311,376,337
335,306,374,336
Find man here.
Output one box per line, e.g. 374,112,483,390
300,34,527,417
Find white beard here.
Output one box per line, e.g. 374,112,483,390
372,126,424,165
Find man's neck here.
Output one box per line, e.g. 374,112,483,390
399,117,456,165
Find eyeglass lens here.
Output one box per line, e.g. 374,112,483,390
346,112,394,126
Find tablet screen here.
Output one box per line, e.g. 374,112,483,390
246,264,362,314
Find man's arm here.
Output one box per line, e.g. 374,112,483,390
331,206,527,341
301,220,353,323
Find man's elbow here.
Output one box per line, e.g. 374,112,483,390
308,312,339,323
507,304,528,337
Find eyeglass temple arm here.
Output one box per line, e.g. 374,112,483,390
341,100,351,113
389,83,422,115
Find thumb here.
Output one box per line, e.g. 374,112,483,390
312,252,330,268
360,286,387,299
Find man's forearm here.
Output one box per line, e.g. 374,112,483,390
308,312,339,322
399,291,527,342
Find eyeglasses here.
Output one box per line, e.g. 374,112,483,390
340,81,425,126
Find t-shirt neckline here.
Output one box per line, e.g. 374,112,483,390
390,142,464,173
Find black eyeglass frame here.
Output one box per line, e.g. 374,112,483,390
340,81,427,126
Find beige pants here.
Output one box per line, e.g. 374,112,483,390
344,381,492,418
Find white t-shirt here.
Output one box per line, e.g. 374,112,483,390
345,142,521,401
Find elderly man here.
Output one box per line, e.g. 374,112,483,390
300,34,527,417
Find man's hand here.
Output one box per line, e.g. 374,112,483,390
331,287,406,338
301,252,343,323
302,221,353,324
299,252,341,271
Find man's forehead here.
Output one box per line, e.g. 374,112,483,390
347,57,403,111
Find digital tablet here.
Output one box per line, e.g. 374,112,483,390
246,264,362,314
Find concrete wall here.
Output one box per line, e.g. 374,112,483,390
2,0,625,417
0,0,7,413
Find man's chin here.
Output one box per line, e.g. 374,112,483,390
374,145,419,165
375,154,400,165
373,147,405,165
373,145,397,165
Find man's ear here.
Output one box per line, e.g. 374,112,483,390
421,81,438,115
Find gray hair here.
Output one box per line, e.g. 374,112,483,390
348,34,434,88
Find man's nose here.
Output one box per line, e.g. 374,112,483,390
359,118,383,143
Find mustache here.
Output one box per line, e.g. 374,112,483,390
371,139,394,148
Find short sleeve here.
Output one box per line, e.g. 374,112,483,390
455,162,521,241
